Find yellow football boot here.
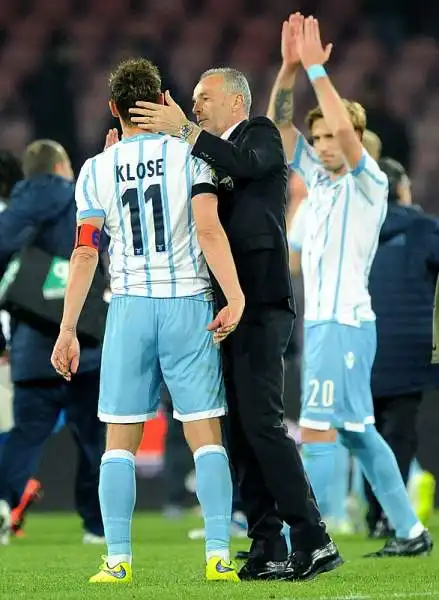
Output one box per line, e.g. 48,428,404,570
206,556,240,582
89,557,132,584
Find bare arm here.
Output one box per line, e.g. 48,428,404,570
60,217,103,332
266,16,304,162
192,193,243,307
267,65,299,163
310,77,363,169
296,17,362,168
289,250,301,276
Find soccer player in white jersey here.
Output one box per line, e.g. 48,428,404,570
51,58,245,583
267,13,433,557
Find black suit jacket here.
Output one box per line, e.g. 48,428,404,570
192,117,295,313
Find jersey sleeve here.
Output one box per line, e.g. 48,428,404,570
288,131,320,190
191,156,218,198
75,158,106,221
350,150,389,205
288,197,309,252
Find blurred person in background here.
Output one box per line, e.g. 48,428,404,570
365,157,438,537
362,77,411,170
271,12,432,557
363,130,382,161
0,140,105,545
0,150,45,538
23,31,79,171
131,66,340,580
0,151,24,360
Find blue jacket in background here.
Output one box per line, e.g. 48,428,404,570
370,203,439,397
0,174,102,382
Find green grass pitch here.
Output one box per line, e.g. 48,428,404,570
0,512,438,599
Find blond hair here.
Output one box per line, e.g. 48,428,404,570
305,100,367,135
363,129,382,160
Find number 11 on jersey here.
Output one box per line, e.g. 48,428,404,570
121,184,166,255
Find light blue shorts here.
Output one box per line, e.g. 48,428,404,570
300,321,377,432
98,294,226,423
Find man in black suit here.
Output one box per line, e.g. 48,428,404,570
129,67,341,581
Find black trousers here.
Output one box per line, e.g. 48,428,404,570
0,370,105,536
223,304,327,556
365,391,422,531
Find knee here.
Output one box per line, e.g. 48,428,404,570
183,417,222,454
105,423,144,454
301,427,337,444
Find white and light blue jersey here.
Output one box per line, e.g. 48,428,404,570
75,133,217,298
289,133,388,326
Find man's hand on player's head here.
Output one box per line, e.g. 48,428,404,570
130,91,187,136
104,128,119,150
296,16,333,70
207,297,245,344
281,12,303,69
51,328,80,382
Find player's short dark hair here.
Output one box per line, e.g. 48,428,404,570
109,58,162,123
0,150,23,200
22,140,68,178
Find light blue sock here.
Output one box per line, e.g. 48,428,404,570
301,442,337,517
329,441,350,522
351,458,365,501
408,458,422,483
281,522,292,554
194,445,232,561
99,449,136,564
339,426,422,539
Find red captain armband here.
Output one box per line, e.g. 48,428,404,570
75,224,101,250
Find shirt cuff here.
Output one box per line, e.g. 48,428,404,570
77,208,106,220
351,153,366,176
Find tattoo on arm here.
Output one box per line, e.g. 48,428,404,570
274,88,294,126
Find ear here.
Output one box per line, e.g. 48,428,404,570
233,93,244,113
157,93,165,105
109,100,119,118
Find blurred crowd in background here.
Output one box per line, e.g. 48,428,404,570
0,0,439,211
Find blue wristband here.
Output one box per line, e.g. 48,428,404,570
307,64,327,82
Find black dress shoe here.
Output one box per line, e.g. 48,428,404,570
235,550,250,561
281,540,344,581
364,530,433,558
239,557,288,581
368,517,394,540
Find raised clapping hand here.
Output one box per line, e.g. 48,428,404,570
281,12,303,69
294,16,333,70
104,128,119,150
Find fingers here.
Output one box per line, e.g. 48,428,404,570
133,101,160,110
70,355,79,374
206,315,221,331
104,128,118,150
213,324,238,344
164,90,175,105
311,16,321,43
324,43,333,61
51,355,71,381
